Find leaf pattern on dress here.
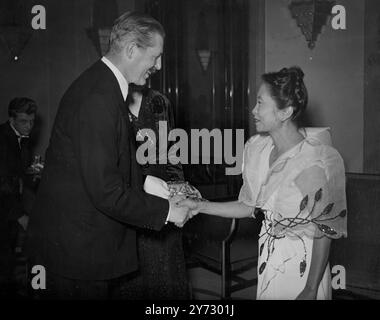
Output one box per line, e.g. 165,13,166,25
339,210,347,217
317,224,337,236
321,203,334,216
259,243,264,257
299,195,308,211
314,188,322,202
300,259,307,277
259,262,266,275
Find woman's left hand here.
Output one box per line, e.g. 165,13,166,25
296,286,317,300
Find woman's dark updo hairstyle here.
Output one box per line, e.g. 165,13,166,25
261,66,308,120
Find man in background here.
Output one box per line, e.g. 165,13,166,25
0,97,39,297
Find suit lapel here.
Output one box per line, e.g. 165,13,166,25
98,61,144,188
126,106,144,188
5,122,21,155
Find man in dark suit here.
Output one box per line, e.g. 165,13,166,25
26,11,190,299
0,97,38,296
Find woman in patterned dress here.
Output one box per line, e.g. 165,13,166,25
180,67,347,300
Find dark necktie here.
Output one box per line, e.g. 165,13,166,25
125,92,134,108
19,137,30,171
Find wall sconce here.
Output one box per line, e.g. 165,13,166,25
196,11,211,72
86,0,118,57
197,49,211,72
289,0,335,49
0,25,31,61
0,1,32,61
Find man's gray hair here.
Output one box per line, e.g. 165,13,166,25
109,11,165,53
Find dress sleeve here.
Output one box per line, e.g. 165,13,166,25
273,147,347,240
238,135,260,209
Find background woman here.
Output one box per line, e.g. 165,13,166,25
123,84,190,299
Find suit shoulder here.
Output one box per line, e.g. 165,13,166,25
63,61,117,99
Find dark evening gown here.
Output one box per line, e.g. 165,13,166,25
122,87,190,300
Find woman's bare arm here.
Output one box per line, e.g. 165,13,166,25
179,199,254,219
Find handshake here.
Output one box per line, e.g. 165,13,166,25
168,195,202,228
143,175,204,228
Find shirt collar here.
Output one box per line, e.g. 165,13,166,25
9,121,29,139
101,56,129,100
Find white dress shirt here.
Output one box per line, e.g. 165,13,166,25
9,122,28,149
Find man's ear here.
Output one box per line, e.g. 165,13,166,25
280,106,294,122
9,117,15,126
125,41,138,59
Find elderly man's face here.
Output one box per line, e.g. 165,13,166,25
10,113,35,136
128,33,163,85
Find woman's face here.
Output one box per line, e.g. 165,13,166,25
252,83,282,133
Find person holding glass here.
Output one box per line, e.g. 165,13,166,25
0,97,41,296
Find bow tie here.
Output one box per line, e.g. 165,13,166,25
125,92,134,106
10,123,29,139
17,135,29,149
17,134,29,139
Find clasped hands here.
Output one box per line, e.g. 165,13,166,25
143,175,202,228
168,195,202,227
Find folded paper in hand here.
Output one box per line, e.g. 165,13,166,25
143,175,170,199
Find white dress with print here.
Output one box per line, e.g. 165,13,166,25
238,128,347,300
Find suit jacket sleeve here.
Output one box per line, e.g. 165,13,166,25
71,93,169,231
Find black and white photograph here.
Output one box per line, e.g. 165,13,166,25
0,0,379,308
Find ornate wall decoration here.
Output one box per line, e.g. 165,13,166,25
289,0,335,49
